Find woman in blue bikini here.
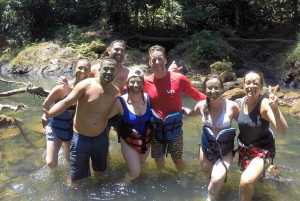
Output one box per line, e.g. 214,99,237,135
182,74,240,201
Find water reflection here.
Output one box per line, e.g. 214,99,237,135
0,75,299,201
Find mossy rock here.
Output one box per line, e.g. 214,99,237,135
88,41,106,54
222,88,245,100
210,61,236,82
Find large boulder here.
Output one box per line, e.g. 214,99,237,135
210,61,237,82
222,88,245,100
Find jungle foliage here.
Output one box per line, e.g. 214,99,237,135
0,0,299,59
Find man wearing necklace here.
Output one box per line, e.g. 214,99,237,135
43,58,119,184
237,70,287,201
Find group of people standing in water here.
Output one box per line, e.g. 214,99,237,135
41,40,288,201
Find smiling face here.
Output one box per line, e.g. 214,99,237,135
127,76,144,95
205,78,222,101
74,59,91,81
149,51,167,73
243,72,263,98
99,59,117,83
108,42,125,64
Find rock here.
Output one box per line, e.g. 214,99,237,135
210,61,236,82
0,115,15,127
222,88,245,100
290,100,300,117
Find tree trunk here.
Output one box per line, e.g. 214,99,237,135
235,0,240,32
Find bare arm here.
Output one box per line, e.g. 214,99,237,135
89,64,100,78
230,100,241,121
41,85,67,127
108,98,124,119
43,81,86,119
182,101,202,117
262,85,288,134
42,85,68,111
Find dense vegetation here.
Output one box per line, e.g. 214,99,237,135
0,0,300,77
0,0,299,45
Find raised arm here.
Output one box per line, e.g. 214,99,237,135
262,85,288,134
89,63,100,78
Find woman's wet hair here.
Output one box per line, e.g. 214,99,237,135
203,74,224,121
243,70,264,90
126,68,145,105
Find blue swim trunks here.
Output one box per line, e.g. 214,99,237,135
70,131,109,181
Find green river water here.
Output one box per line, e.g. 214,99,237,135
0,74,299,201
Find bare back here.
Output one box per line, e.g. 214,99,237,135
73,78,119,136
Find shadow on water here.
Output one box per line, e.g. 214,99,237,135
1,75,300,200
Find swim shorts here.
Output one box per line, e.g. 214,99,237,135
151,130,183,159
45,124,57,141
70,131,109,181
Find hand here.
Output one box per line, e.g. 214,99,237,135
41,113,49,128
168,61,183,73
268,85,279,108
57,76,68,85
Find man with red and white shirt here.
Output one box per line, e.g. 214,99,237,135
144,45,206,173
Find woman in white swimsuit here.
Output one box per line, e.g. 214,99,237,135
182,74,240,201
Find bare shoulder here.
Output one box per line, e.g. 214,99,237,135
108,83,121,96
119,66,130,75
51,84,69,95
261,97,271,109
76,78,95,89
225,99,240,108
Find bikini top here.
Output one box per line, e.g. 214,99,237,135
202,102,231,130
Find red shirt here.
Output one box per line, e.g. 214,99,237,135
144,71,206,119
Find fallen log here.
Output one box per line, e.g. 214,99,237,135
0,103,28,111
0,79,50,97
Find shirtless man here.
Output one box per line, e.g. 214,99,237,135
90,40,129,92
43,58,119,183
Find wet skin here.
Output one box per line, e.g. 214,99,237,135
127,76,143,95
99,60,118,83
244,72,261,98
205,78,222,101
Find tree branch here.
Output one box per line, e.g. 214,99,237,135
0,103,28,111
0,79,50,97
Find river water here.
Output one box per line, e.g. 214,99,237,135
0,74,299,201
